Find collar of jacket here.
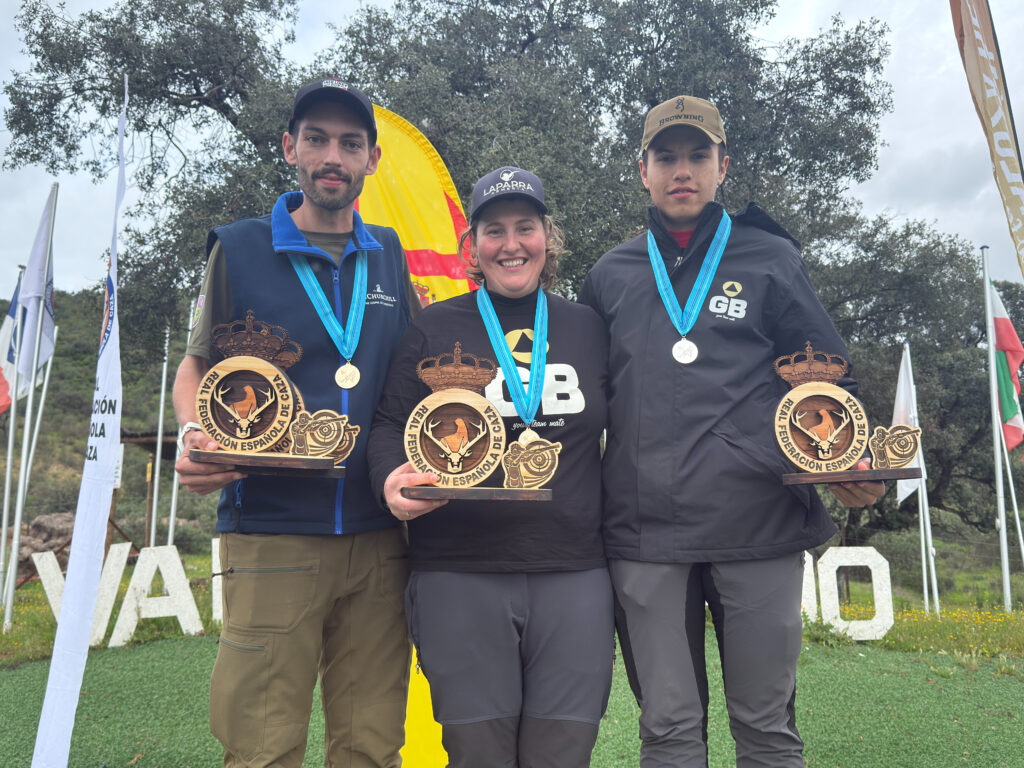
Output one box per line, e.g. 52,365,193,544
270,190,383,263
647,201,725,273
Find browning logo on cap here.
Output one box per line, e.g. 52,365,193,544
642,95,727,152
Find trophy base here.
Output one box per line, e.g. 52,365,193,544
782,468,922,486
400,486,553,501
190,449,346,478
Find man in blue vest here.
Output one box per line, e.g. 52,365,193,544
173,79,415,768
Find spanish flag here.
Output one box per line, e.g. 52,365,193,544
358,104,469,766
360,105,475,309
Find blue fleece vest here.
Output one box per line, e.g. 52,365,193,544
210,191,411,535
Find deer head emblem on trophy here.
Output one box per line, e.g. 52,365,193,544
423,417,488,472
213,384,276,439
791,407,851,460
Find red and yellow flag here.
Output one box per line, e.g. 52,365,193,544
359,105,475,308
356,104,469,767
951,0,1024,278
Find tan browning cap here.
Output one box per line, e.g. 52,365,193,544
641,95,726,152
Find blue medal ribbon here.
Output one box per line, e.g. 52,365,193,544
476,286,548,428
647,209,732,340
288,250,367,362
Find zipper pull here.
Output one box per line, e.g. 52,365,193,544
332,267,340,285
211,567,234,578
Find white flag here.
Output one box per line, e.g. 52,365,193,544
17,185,57,385
893,343,927,503
31,79,127,768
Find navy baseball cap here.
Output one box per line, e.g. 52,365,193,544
469,166,548,223
289,78,377,144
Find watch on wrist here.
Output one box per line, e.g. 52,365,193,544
177,422,203,454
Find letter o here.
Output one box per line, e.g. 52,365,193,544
816,546,894,640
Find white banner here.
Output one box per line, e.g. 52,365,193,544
31,76,128,768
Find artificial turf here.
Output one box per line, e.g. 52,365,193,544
2,631,1022,767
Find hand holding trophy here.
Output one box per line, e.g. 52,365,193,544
774,342,923,486
401,342,561,501
189,311,359,477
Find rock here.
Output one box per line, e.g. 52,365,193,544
29,512,75,542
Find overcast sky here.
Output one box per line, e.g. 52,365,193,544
1,0,1022,302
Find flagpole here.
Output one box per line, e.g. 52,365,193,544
0,266,25,607
3,183,58,630
999,421,1024,568
149,327,170,548
903,342,940,615
24,325,58,496
916,488,930,611
919,472,941,616
982,245,1013,612
167,300,194,546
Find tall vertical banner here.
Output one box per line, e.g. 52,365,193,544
31,77,127,768
360,105,474,308
358,105,471,766
951,0,1024,278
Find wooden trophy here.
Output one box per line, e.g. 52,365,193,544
774,342,923,486
189,311,358,478
400,343,560,501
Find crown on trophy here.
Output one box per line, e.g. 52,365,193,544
774,341,849,387
417,342,497,394
211,310,303,369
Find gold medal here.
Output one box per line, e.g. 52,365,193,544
334,362,360,389
519,428,540,445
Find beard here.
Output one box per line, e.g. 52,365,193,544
297,163,366,211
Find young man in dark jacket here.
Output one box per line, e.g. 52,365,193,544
173,80,413,768
580,95,881,767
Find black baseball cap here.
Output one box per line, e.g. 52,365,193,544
469,166,548,223
289,78,377,144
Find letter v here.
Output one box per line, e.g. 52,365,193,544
31,542,131,647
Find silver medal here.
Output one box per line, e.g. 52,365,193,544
672,338,698,365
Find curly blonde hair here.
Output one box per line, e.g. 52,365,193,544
458,213,566,291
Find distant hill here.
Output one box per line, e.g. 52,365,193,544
0,289,217,545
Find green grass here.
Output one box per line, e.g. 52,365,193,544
4,552,1024,765
0,554,218,668
2,633,1023,767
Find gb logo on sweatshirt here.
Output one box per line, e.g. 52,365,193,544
709,280,747,320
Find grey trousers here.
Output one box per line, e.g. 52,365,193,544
405,569,615,767
610,554,805,768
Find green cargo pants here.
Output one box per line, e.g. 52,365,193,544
210,528,411,767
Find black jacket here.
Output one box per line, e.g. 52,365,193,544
368,288,608,572
580,202,845,562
